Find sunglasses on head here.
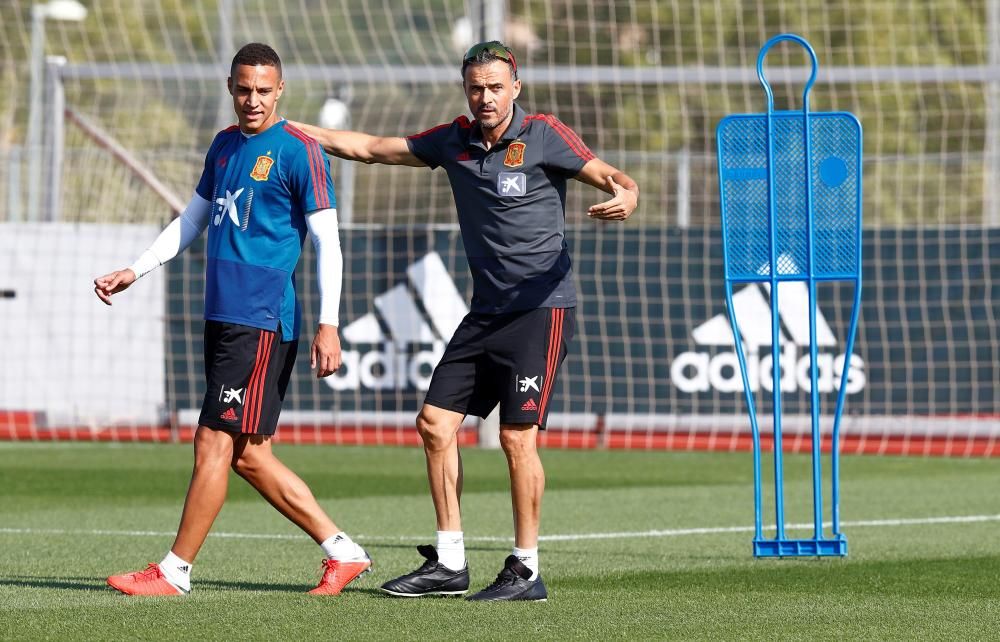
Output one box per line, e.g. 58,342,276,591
462,41,517,75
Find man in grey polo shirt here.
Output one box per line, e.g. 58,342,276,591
294,40,638,601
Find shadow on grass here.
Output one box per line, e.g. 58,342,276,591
0,575,383,595
362,541,510,553
558,554,1000,600
0,576,106,591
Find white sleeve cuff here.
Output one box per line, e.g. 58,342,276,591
128,193,211,278
305,208,344,327
128,249,162,279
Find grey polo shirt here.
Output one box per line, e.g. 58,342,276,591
406,103,594,314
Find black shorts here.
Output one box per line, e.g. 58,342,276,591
198,321,297,436
424,307,575,429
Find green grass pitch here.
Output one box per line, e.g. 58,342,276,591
2,443,998,639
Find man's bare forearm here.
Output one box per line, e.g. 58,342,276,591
290,122,376,162
289,121,423,166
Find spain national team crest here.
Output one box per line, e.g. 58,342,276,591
504,141,526,167
250,155,274,181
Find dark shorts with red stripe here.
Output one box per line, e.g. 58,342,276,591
198,321,297,436
423,307,575,429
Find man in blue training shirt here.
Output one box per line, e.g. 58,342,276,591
94,43,370,597
293,40,639,601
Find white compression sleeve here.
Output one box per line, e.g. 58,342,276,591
128,193,212,278
305,208,344,327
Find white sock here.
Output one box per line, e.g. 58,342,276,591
513,546,539,580
159,551,192,592
436,530,465,571
320,532,365,560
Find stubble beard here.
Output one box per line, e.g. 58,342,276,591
479,105,510,131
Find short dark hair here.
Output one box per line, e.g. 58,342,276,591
231,42,282,78
461,41,518,81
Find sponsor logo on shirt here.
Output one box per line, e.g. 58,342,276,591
498,172,526,196
214,187,245,226
250,155,275,181
503,141,526,167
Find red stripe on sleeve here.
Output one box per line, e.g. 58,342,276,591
407,122,451,140
309,142,329,208
523,114,594,162
285,126,329,209
545,116,595,162
303,142,323,208
284,127,319,205
407,116,472,140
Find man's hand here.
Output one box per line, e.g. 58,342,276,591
310,323,342,378
93,269,137,305
587,176,638,221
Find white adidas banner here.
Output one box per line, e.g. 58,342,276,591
670,282,866,395
325,252,467,391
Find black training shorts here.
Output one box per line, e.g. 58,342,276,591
423,307,575,429
198,321,297,436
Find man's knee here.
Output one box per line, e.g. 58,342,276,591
231,436,270,478
416,405,462,452
231,450,255,478
193,426,235,469
499,425,538,459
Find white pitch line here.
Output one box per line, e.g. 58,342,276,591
535,514,1000,542
2,514,998,544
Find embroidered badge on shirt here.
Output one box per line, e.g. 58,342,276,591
504,141,526,167
250,155,274,181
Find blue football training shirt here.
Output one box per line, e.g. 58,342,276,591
195,120,335,341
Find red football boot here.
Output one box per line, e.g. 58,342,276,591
307,552,372,595
107,564,186,596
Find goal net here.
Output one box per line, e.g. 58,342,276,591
0,0,996,455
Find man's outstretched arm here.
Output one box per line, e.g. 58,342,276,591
289,121,425,167
93,193,212,305
575,158,639,221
